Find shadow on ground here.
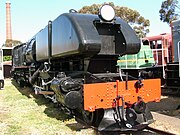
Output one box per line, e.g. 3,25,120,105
11,79,72,122
147,95,180,118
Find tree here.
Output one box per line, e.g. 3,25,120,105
159,0,179,24
78,2,150,38
5,39,22,47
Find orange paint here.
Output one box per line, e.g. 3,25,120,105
84,79,161,112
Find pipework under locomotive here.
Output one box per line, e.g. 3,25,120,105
11,5,161,132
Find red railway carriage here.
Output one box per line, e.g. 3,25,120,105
145,33,172,65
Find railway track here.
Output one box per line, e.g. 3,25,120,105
146,126,176,135
76,117,177,135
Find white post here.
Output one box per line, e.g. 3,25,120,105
125,55,127,69
0,48,4,86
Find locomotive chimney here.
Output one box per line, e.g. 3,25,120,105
6,0,12,42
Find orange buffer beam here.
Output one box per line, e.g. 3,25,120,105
84,78,161,112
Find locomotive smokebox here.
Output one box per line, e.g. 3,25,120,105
50,76,82,109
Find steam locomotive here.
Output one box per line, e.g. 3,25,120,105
11,5,161,132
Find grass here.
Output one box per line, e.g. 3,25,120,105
0,79,96,135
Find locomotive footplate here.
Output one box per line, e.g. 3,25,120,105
84,79,161,111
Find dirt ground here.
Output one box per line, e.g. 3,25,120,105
149,112,180,134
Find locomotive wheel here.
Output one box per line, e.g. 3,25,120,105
82,109,104,126
82,110,94,125
92,109,104,127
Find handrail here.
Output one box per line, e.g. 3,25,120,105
178,41,180,77
119,48,169,78
161,45,165,78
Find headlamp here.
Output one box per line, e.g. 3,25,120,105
99,4,115,22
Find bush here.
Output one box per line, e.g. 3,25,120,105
3,56,12,61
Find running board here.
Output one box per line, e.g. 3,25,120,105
34,85,54,95
37,91,54,95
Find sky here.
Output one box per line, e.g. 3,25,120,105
0,0,173,45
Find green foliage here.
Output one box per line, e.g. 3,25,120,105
159,0,179,24
3,56,12,61
5,39,22,47
78,2,150,38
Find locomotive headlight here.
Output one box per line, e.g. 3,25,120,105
99,4,115,22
